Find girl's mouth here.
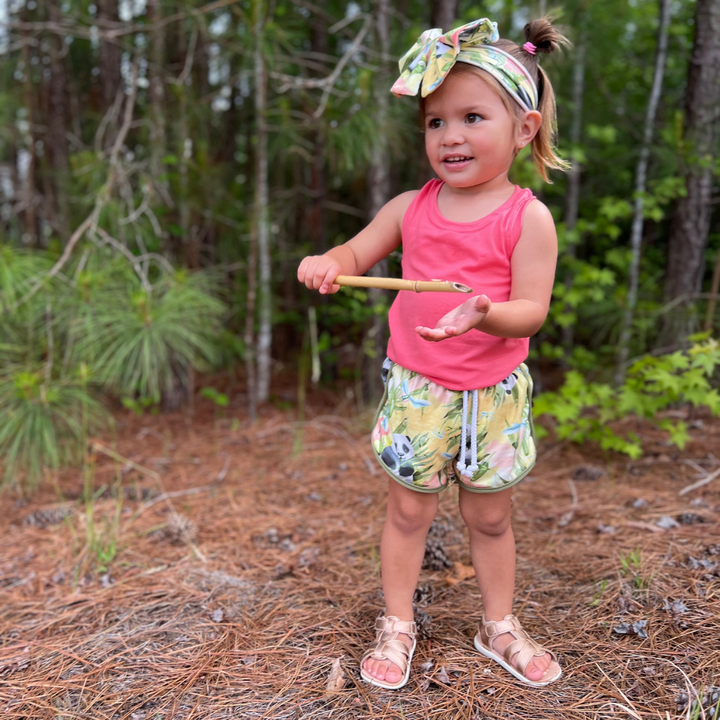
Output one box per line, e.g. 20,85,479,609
442,156,473,170
443,156,473,164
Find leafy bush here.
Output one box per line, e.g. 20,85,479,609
534,337,720,458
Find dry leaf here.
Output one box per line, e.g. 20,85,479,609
325,656,347,695
446,561,476,586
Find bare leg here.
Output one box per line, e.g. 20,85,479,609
362,478,438,685
458,487,551,682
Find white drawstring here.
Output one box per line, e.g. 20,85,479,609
460,389,479,478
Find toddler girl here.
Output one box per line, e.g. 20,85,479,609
298,17,567,689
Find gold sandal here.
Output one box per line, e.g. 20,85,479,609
360,615,417,690
474,613,562,687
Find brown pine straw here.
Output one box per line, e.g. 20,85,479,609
1,398,719,719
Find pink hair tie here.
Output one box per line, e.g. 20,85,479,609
523,41,537,55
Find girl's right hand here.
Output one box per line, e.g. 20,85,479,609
297,255,342,294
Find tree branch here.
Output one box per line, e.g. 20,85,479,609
11,62,140,311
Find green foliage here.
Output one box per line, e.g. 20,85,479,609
200,387,229,407
75,270,225,399
0,369,106,488
535,338,720,458
0,240,227,490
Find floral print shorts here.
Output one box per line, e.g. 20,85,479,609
371,359,536,493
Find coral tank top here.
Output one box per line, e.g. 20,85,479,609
387,179,536,390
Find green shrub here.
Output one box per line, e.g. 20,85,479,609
74,268,225,401
0,368,106,489
534,337,720,458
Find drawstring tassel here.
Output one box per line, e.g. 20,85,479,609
460,389,480,479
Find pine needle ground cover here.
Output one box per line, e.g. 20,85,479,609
1,396,719,720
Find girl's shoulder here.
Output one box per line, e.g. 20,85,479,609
521,197,554,226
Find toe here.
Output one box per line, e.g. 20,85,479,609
524,658,545,681
525,654,553,682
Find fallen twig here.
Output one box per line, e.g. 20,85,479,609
679,467,720,496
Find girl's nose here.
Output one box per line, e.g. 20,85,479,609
441,122,465,145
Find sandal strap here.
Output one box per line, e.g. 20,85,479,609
481,614,556,675
361,615,417,672
482,616,519,638
375,615,417,637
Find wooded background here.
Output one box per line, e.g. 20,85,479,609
0,0,719,487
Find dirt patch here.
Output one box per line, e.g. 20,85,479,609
1,397,719,719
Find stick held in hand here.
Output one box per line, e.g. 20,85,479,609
335,275,472,294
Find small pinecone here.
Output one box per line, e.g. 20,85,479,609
413,583,434,606
422,534,452,571
160,513,198,545
415,609,433,641
676,688,720,716
571,465,606,481
427,518,455,540
22,507,73,529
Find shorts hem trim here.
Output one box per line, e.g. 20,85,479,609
371,444,448,494
455,457,536,493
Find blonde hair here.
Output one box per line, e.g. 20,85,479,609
421,17,570,183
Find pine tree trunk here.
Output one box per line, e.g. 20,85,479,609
47,1,70,238
614,0,672,383
254,0,272,404
561,28,586,358
705,251,720,331
148,0,167,192
431,0,459,30
364,0,392,406
309,18,328,253
660,0,720,342
177,20,192,266
20,15,38,246
97,0,122,115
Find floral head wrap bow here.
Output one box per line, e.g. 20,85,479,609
391,18,538,112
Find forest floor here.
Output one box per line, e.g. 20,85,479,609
1,387,720,720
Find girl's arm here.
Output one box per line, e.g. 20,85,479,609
416,200,558,340
298,191,418,294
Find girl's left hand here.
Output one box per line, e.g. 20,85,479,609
416,295,492,342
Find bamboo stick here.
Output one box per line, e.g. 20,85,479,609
334,275,472,294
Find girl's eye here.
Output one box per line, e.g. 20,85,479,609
427,118,443,129
466,113,483,124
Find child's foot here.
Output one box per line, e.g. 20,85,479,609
474,614,561,687
360,616,417,690
489,630,552,681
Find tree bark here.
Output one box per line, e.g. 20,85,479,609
47,0,70,237
705,251,720,331
615,0,672,383
561,27,586,358
96,0,122,114
254,0,272,404
431,0,460,30
20,12,38,246
309,17,328,253
364,0,392,406
660,0,720,341
148,0,167,191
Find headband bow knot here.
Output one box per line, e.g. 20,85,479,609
391,18,538,112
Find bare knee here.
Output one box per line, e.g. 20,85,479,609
387,490,437,535
461,505,511,537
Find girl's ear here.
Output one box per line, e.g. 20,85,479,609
516,110,542,150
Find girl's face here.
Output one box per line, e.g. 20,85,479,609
423,69,524,189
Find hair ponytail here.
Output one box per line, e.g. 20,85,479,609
492,17,570,182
